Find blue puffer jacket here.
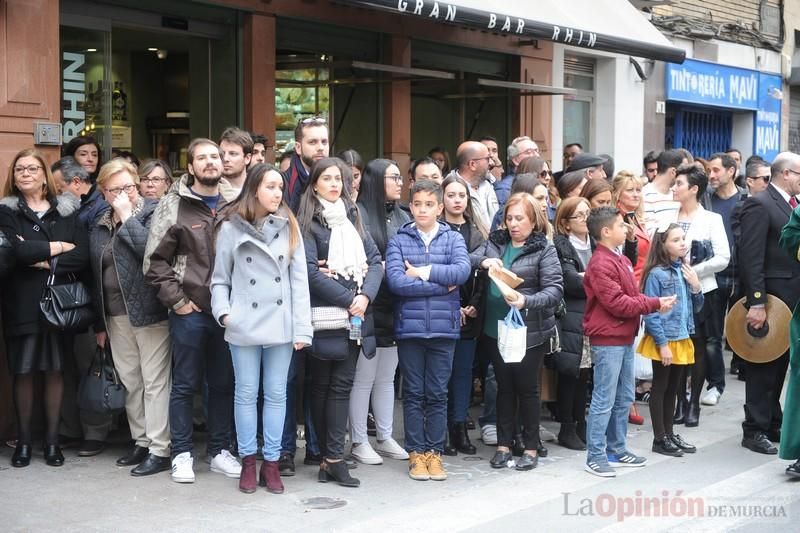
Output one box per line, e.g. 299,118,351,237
386,221,471,340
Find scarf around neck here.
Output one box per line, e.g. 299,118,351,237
318,196,369,290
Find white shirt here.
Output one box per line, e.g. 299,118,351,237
642,181,679,236
457,171,498,230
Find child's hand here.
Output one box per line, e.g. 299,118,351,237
658,295,677,313
681,263,702,293
659,345,673,366
404,260,421,279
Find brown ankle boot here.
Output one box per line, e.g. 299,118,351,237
239,455,257,494
259,460,284,494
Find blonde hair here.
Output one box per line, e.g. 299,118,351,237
611,170,644,222
503,192,549,237
3,148,58,199
97,158,140,189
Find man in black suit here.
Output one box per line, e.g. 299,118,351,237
737,152,800,454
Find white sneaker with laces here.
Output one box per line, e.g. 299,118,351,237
700,387,721,406
171,452,195,483
481,424,498,446
375,438,409,460
210,449,241,478
351,441,383,464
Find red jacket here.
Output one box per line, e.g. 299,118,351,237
583,244,660,346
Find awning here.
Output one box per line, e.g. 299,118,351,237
335,0,686,64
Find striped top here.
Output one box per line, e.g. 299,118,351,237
642,182,679,236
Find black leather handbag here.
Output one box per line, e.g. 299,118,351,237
78,346,126,414
39,256,95,332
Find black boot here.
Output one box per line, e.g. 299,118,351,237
684,401,700,427
673,397,687,425
558,423,586,451
453,422,476,455
318,459,360,487
512,434,525,457
576,421,586,444
444,424,458,456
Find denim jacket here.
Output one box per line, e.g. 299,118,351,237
642,261,704,347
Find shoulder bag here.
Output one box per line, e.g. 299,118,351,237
39,256,95,332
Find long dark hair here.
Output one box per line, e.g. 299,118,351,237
356,158,397,252
337,148,364,196
64,135,102,181
234,163,300,256
640,222,681,291
296,157,365,237
440,174,488,239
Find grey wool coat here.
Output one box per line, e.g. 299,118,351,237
211,211,313,347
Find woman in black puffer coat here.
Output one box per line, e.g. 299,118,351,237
477,192,563,471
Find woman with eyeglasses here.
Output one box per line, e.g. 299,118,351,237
517,157,558,221
348,158,411,465
89,159,173,476
138,160,173,200
0,149,89,467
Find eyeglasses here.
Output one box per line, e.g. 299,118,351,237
568,212,589,221
520,148,539,157
140,177,166,184
470,156,492,164
748,175,771,183
787,169,800,177
105,184,137,195
14,165,42,175
540,170,553,178
300,116,327,126
385,174,403,185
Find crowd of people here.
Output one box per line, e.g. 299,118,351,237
3,118,800,495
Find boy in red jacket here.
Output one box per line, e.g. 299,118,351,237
582,207,676,477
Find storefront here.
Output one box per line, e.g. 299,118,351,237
664,58,782,161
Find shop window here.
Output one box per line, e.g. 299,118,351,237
275,56,331,157
563,55,595,151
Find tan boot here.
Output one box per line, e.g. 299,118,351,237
408,452,430,481
426,451,447,481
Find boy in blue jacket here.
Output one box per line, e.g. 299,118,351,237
386,179,471,481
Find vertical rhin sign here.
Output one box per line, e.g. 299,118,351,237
62,52,86,143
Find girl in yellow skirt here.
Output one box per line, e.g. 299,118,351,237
638,223,704,457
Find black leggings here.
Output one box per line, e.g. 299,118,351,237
649,362,683,439
556,368,589,424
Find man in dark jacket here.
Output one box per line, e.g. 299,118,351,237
52,156,107,228
144,138,240,484
284,117,329,212
386,180,471,482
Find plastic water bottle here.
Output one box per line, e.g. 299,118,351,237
349,316,362,344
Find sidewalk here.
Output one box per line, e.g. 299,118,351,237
1,359,796,532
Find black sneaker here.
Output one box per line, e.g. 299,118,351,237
304,451,323,465
669,434,696,453
278,452,295,476
652,437,683,457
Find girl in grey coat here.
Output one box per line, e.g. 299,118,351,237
211,163,312,495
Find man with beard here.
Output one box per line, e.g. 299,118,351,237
285,117,330,212
219,127,253,192
249,132,268,169
144,138,241,484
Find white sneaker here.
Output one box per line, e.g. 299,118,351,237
171,452,195,483
351,441,383,464
701,387,721,406
210,449,241,478
481,424,498,446
375,438,409,460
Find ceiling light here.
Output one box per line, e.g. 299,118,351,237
86,48,97,52
148,47,158,51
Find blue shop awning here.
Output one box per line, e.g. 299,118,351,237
335,0,686,64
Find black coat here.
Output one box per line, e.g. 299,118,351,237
450,219,488,340
303,209,383,359
358,202,410,346
0,229,14,278
479,230,563,348
0,193,89,336
552,235,586,375
737,184,800,308
89,198,168,329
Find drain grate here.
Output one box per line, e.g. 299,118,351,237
301,497,347,510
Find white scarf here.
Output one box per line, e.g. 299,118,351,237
318,196,369,290
569,233,591,251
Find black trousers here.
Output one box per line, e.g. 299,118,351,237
556,368,589,425
742,352,789,437
309,343,359,460
487,335,546,449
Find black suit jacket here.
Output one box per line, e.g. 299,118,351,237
737,184,800,308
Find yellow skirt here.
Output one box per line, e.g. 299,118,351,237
637,335,695,365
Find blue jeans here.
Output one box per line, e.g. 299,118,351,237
448,339,476,423
479,364,497,427
169,311,233,458
586,344,635,463
281,349,319,457
230,343,293,460
397,338,456,453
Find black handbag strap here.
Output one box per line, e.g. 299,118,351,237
45,256,60,287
